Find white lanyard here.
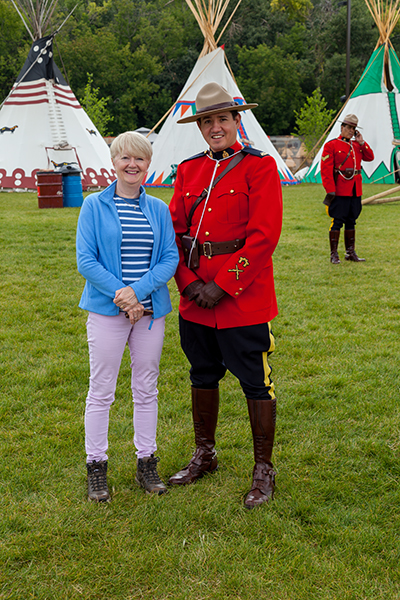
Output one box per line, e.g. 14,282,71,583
339,140,356,180
187,149,242,266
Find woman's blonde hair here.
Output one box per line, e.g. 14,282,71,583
110,131,153,161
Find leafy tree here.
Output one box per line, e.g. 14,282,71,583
79,73,113,136
236,44,304,134
292,87,335,156
0,0,26,101
270,0,313,22
319,53,364,108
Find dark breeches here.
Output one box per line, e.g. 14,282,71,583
179,315,276,400
329,194,362,231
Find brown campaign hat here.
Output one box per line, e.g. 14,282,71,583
340,114,362,128
177,82,258,124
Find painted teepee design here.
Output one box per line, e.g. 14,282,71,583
145,0,296,186
0,2,115,190
304,0,400,185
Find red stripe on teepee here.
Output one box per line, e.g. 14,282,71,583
9,91,47,99
13,82,46,91
5,98,49,105
56,99,81,109
54,91,78,101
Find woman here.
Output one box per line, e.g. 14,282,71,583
76,131,179,502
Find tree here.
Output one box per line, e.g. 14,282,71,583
236,44,304,134
270,0,313,22
0,0,25,102
79,73,113,136
292,87,335,156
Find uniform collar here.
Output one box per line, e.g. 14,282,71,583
339,136,352,143
208,140,242,160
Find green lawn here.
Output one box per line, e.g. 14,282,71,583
1,184,399,599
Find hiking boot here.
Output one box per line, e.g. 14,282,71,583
136,455,167,495
87,460,110,502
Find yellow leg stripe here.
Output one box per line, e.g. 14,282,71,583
268,322,275,352
262,323,275,399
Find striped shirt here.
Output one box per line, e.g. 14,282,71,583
114,194,153,311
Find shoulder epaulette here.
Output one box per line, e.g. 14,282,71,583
241,147,269,158
180,151,207,165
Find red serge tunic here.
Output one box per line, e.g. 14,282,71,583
321,136,374,196
169,141,283,329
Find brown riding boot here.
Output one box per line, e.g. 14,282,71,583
168,387,219,485
329,230,341,264
244,398,276,509
344,229,365,262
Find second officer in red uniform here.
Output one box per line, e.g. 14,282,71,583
321,114,374,263
168,82,282,509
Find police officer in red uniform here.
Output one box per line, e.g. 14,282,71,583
321,114,374,263
168,82,283,509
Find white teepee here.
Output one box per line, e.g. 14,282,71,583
304,0,400,185
145,0,296,186
0,2,115,190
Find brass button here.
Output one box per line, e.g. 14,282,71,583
185,192,190,196
208,256,212,260
205,231,210,236
208,208,212,212
235,292,239,296
230,189,234,194
239,287,243,291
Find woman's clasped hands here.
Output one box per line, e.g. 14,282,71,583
114,286,145,324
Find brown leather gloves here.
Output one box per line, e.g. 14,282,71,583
323,193,335,206
184,280,225,309
184,280,205,301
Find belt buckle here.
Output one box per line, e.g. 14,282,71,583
203,241,212,257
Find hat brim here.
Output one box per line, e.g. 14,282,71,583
177,103,258,124
340,120,362,129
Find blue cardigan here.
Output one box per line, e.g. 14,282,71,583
76,181,179,319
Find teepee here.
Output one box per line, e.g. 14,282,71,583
0,1,115,190
144,0,296,187
304,0,400,185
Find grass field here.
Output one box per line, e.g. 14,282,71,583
1,184,399,599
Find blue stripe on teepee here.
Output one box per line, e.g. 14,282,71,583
172,101,195,116
145,171,155,184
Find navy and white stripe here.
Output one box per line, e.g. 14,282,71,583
114,194,153,311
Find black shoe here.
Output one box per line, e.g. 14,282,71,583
87,460,110,502
136,455,167,495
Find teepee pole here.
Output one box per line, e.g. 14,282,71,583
146,49,223,137
362,184,400,203
216,0,242,43
147,0,243,135
10,0,34,39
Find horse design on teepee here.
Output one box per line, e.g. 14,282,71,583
304,0,400,185
144,0,296,187
0,0,116,190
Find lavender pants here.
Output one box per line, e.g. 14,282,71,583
85,312,166,462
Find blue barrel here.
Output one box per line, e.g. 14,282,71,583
60,165,83,207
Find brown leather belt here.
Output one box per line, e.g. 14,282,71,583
198,238,245,258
